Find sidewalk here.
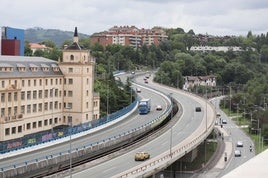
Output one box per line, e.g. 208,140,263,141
198,125,233,178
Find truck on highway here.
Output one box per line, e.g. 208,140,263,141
138,98,151,114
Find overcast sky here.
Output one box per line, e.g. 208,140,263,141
1,0,268,36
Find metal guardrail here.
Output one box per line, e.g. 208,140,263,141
114,93,216,178
0,90,173,178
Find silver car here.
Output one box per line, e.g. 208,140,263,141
234,150,241,157
236,141,243,147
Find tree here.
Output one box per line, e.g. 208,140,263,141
260,44,268,63
24,41,32,56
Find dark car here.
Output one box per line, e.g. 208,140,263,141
195,107,201,112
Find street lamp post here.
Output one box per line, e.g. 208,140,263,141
169,93,173,158
66,106,72,178
51,88,55,137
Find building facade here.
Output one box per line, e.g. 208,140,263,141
0,27,100,141
1,27,24,56
90,25,168,48
183,75,217,91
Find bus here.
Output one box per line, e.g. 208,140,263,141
138,98,151,114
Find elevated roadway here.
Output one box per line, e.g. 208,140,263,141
0,75,169,177
70,74,216,177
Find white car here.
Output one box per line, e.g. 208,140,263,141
236,141,243,147
156,105,162,111
234,150,241,157
222,119,227,124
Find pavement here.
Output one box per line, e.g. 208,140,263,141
197,124,233,178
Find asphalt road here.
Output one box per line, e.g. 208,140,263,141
71,74,215,178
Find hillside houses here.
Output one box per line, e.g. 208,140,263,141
183,75,216,91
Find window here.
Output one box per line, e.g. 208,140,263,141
8,93,11,102
49,118,52,125
5,128,10,136
1,108,5,116
18,126,22,133
86,102,88,108
1,93,5,102
50,89,54,97
68,91,73,97
44,90,48,98
68,68,73,73
39,79,42,86
55,101,58,109
28,80,31,87
1,81,4,88
14,92,17,101
34,79,36,86
33,104,37,112
44,102,48,111
44,119,48,126
27,105,31,113
54,117,58,124
27,91,31,100
14,106,17,116
49,102,53,110
22,80,25,87
45,79,48,86
87,78,89,84
70,55,74,61
33,122,37,128
38,103,42,112
38,90,42,99
12,127,16,134
33,91,37,99
68,78,73,84
51,79,53,85
38,121,42,127
27,123,31,130
21,91,25,100
21,106,25,114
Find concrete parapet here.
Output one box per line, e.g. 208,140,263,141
16,165,27,175
2,168,17,178
38,159,48,168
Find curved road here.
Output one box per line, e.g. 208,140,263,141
71,74,216,178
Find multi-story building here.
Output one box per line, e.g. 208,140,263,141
1,27,24,56
0,27,100,141
90,25,168,48
183,75,217,91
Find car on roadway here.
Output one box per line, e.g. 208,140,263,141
144,79,148,83
236,141,243,147
222,119,227,124
195,107,201,112
136,88,141,93
156,105,162,111
134,152,150,161
234,150,241,157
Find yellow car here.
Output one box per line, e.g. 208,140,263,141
134,152,150,161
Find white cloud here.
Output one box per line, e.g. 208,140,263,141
1,0,267,36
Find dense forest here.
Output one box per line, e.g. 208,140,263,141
25,27,268,139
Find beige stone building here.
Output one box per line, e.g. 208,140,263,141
0,27,100,141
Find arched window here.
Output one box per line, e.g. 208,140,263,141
70,55,74,61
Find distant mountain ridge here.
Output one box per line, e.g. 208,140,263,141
25,27,90,47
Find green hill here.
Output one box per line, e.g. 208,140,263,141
25,27,90,47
